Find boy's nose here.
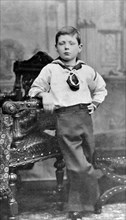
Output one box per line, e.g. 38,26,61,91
65,43,70,49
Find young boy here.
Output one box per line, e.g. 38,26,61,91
29,26,107,220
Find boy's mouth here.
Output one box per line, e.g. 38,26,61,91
64,52,70,55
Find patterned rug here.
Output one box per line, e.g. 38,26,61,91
18,203,126,220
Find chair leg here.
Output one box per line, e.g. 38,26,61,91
94,200,102,214
9,171,18,220
54,155,65,210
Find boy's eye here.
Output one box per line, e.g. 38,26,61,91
69,42,76,45
58,42,65,45
58,41,76,46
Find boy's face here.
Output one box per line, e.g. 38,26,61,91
55,34,82,63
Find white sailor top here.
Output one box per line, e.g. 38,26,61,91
29,59,107,108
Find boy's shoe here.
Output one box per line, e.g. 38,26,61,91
68,211,82,220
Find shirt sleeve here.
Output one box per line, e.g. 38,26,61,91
88,71,107,104
28,65,51,97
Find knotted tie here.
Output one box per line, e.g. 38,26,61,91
52,59,85,91
66,62,82,91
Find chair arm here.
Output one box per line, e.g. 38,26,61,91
1,98,57,146
1,98,43,144
0,91,16,107
1,98,58,163
2,98,43,115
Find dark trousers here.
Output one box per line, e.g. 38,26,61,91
56,104,100,212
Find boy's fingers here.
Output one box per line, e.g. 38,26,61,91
87,104,95,114
43,104,55,113
87,103,93,108
88,109,94,114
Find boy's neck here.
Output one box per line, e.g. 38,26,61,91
59,57,77,67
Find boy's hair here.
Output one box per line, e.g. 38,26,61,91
55,26,81,45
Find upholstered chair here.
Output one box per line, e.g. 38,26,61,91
0,52,65,219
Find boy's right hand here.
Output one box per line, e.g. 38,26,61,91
42,93,55,113
87,103,96,114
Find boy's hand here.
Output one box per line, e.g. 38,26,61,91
42,93,55,113
87,103,97,114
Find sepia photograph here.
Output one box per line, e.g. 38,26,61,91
0,0,126,219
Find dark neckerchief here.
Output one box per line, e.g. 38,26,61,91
52,57,86,91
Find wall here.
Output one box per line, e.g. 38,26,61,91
0,0,125,180
1,0,126,90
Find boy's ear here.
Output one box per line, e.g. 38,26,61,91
79,43,83,49
55,44,58,52
78,43,83,53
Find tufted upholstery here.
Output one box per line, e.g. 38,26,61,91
0,113,12,198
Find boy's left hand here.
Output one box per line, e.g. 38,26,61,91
42,93,55,113
87,103,96,114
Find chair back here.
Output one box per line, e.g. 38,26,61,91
13,51,53,100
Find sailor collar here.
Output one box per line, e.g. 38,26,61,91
52,58,86,71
